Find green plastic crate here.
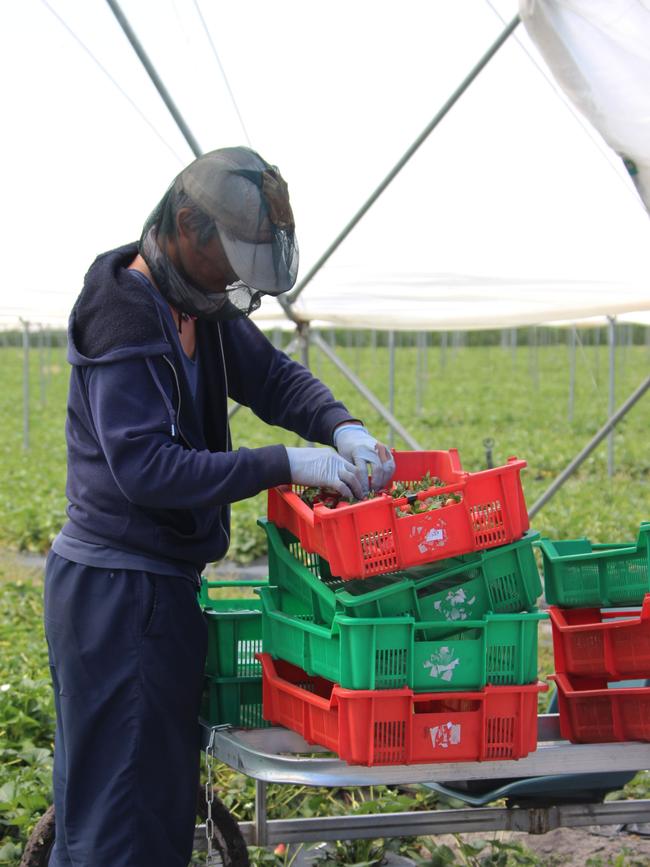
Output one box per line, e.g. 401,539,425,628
260,518,542,627
201,675,267,728
260,585,545,691
537,523,650,607
199,579,271,726
202,599,263,678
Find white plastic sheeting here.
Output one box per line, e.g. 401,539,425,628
520,0,650,215
251,1,650,334
252,267,650,331
8,3,649,332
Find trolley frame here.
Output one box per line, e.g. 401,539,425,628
195,714,650,848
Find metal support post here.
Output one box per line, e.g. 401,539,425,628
528,373,650,518
21,319,29,450
311,332,423,450
254,779,268,847
388,330,396,447
300,326,313,445
568,325,576,423
440,330,448,371
354,329,361,374
299,323,310,370
46,328,52,390
608,316,616,477
39,325,46,408
528,326,539,390
416,332,425,416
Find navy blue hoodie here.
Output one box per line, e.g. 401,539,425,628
60,243,355,570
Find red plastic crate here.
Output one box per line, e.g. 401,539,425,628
549,596,650,679
268,450,529,581
259,653,545,766
550,672,650,744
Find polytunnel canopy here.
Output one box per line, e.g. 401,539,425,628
251,269,650,332
2,0,650,330
253,0,650,334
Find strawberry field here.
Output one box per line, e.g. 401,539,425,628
1,332,650,864
2,334,648,561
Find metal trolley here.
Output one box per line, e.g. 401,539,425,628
21,714,650,866
193,715,650,863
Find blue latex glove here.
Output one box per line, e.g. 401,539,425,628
285,447,365,500
333,424,396,495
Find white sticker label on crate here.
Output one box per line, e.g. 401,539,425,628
423,647,460,682
433,588,477,621
429,722,461,749
410,518,448,553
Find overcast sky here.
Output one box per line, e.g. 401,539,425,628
2,0,649,328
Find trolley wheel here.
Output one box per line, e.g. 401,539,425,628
19,805,55,867
19,790,250,867
196,784,250,866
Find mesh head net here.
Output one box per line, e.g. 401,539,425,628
139,146,299,321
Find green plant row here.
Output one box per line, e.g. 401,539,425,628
2,343,650,563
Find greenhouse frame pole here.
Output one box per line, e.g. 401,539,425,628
388,330,396,447
311,332,423,450
282,13,521,308
528,373,650,519
608,316,616,476
111,3,523,450
568,325,576,423
105,0,202,157
21,319,29,450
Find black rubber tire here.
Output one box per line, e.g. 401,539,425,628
19,805,55,867
20,789,249,867
196,785,250,867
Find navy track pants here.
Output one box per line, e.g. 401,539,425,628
43,552,208,867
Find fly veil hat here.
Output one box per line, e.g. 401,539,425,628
139,146,299,320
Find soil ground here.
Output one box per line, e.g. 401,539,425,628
436,825,650,865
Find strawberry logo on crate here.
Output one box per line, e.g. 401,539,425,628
429,721,462,749
424,647,461,682
410,516,448,554
432,587,477,621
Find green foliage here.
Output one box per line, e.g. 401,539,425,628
0,348,68,553
2,341,650,561
586,849,647,867
0,578,54,866
411,836,548,866
614,769,650,801
2,339,650,863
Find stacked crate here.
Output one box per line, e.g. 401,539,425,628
200,580,268,729
538,523,650,744
259,449,548,766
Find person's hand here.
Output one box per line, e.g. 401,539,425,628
333,424,396,495
285,447,364,500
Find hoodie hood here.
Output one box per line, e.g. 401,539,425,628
68,243,171,366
